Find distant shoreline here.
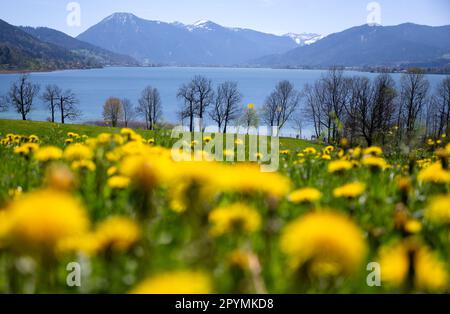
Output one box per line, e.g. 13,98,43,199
1,65,449,76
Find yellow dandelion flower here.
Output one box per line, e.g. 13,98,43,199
247,103,255,110
404,219,422,234
120,128,135,137
71,159,96,172
350,147,362,159
363,146,382,156
280,211,367,275
378,241,448,291
203,136,212,143
107,166,118,177
57,233,99,256
67,132,79,138
321,154,332,160
417,162,450,184
328,160,353,173
303,147,317,155
5,189,89,254
28,135,39,143
209,203,261,237
288,187,321,203
425,195,450,224
361,156,388,170
333,182,366,198
64,143,93,161
94,216,140,253
34,146,63,162
107,176,131,190
324,145,334,154
130,271,212,294
14,143,39,156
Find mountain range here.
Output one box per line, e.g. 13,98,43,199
76,13,317,66
255,23,450,68
1,12,449,71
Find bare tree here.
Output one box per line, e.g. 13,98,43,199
210,81,242,133
42,84,61,123
425,96,442,138
0,95,8,112
177,82,197,132
262,80,300,136
345,74,397,146
137,86,162,130
303,83,325,140
239,104,259,134
121,98,135,127
6,74,40,120
58,89,81,124
434,76,450,136
399,69,430,142
302,69,350,143
103,97,122,127
192,75,214,130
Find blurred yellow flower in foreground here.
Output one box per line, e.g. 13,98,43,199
288,187,321,203
34,146,63,162
107,176,131,190
328,160,353,173
64,144,93,161
378,240,448,291
363,146,382,156
130,271,212,294
5,189,89,254
362,156,388,170
209,203,261,237
333,182,366,198
417,162,450,184
280,211,367,276
71,159,96,172
95,216,140,253
425,195,450,224
14,143,39,157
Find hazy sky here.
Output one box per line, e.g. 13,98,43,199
1,0,449,37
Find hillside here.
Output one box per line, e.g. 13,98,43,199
254,23,450,68
19,26,139,66
0,19,101,71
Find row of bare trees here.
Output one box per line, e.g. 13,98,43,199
177,76,302,135
102,86,162,129
0,75,81,123
304,68,450,146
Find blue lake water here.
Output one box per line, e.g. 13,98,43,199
0,67,447,137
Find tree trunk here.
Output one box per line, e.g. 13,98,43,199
60,100,65,124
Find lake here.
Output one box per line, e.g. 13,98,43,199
0,67,448,138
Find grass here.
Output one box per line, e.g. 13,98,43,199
0,118,448,294
0,119,316,151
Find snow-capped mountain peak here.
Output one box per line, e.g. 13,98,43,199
187,20,221,31
104,12,139,24
284,33,324,46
